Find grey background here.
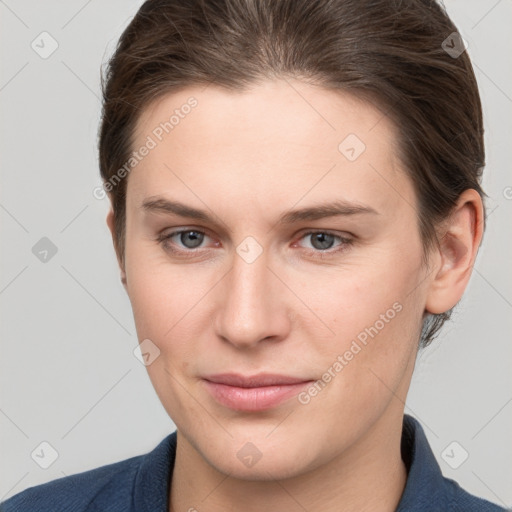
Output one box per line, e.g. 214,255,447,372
1,0,511,507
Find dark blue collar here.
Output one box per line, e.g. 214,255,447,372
397,414,504,510
396,414,450,510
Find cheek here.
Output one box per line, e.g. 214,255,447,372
124,242,222,391
309,243,425,396
319,249,423,346
124,234,199,330
124,252,205,416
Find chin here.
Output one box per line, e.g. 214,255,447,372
212,448,311,482
194,429,320,482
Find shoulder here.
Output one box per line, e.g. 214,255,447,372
441,476,509,512
398,415,508,511
0,454,142,512
0,432,177,512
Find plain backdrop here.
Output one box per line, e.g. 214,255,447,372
1,0,511,507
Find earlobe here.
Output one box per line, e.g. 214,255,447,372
106,209,127,288
424,189,484,315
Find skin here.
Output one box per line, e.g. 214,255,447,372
106,78,483,512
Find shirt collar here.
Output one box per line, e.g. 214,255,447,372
396,414,449,510
133,430,177,511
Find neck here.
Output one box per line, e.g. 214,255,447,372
169,409,408,512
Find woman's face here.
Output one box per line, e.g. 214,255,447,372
118,79,432,479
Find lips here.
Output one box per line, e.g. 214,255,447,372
202,373,314,411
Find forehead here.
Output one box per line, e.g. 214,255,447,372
128,79,413,218
134,79,397,152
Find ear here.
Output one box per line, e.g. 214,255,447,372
424,189,484,315
106,209,127,288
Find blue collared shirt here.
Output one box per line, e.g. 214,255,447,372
0,414,507,511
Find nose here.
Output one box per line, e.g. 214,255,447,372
214,246,292,349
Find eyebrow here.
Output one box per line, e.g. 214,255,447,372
141,196,379,226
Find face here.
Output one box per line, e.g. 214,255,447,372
118,79,431,480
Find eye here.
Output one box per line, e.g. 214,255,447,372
157,229,213,254
296,230,353,256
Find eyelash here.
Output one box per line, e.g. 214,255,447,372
155,228,354,259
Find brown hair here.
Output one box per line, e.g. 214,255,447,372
98,0,486,348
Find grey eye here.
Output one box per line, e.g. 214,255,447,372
307,232,336,250
177,230,205,249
